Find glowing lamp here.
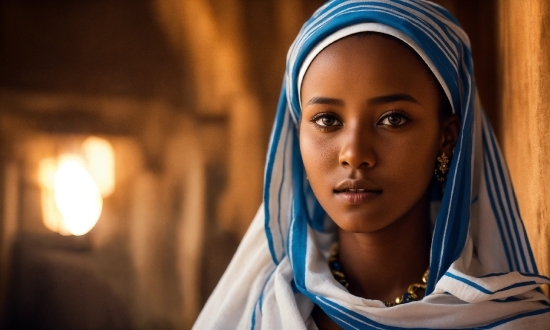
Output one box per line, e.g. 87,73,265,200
54,157,103,236
38,137,114,236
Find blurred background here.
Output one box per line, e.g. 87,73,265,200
0,0,548,329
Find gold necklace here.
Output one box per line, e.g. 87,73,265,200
328,243,429,307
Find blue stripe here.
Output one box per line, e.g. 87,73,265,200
445,272,542,295
286,202,293,265
391,0,460,62
290,135,308,290
482,130,519,270
482,140,513,269
485,120,530,272
250,304,256,330
308,192,326,232
427,1,462,26
497,281,539,293
509,182,538,272
479,272,550,281
250,268,276,329
264,88,289,265
445,272,492,294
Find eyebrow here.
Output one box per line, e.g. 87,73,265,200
305,93,420,107
306,96,344,106
368,93,420,106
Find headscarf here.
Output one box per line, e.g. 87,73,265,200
194,1,550,329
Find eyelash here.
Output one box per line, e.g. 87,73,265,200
377,110,410,128
309,110,410,131
310,112,343,131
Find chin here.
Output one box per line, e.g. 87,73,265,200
332,214,392,234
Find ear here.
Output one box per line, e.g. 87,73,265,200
439,114,461,156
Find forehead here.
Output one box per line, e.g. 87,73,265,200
300,34,440,103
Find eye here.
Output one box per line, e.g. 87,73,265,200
378,111,409,127
311,113,343,129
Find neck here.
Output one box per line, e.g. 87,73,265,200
337,196,431,302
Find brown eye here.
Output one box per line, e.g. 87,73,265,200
312,114,342,128
387,115,402,125
321,117,336,126
379,112,409,127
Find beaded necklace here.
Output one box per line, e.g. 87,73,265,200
328,243,429,307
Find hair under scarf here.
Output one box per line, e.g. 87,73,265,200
194,1,550,329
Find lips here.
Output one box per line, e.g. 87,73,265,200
334,179,382,205
333,179,382,193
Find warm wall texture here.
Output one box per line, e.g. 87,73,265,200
498,0,550,284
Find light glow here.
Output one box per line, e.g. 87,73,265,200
39,137,115,236
53,156,103,236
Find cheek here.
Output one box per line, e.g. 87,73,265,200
384,131,440,191
299,126,320,162
299,130,336,187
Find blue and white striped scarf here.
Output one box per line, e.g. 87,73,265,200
194,1,550,329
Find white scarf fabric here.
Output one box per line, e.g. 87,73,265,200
194,1,550,329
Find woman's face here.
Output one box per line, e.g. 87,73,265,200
299,34,455,233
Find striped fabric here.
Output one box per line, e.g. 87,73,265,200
194,1,550,329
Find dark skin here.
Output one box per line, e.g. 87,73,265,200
299,34,460,329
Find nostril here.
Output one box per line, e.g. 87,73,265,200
338,135,376,169
340,159,370,170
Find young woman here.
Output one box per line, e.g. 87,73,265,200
194,1,550,329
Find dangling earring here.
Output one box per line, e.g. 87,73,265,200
434,152,450,182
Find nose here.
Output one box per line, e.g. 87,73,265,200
338,124,377,170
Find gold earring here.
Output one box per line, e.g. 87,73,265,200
434,152,449,182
